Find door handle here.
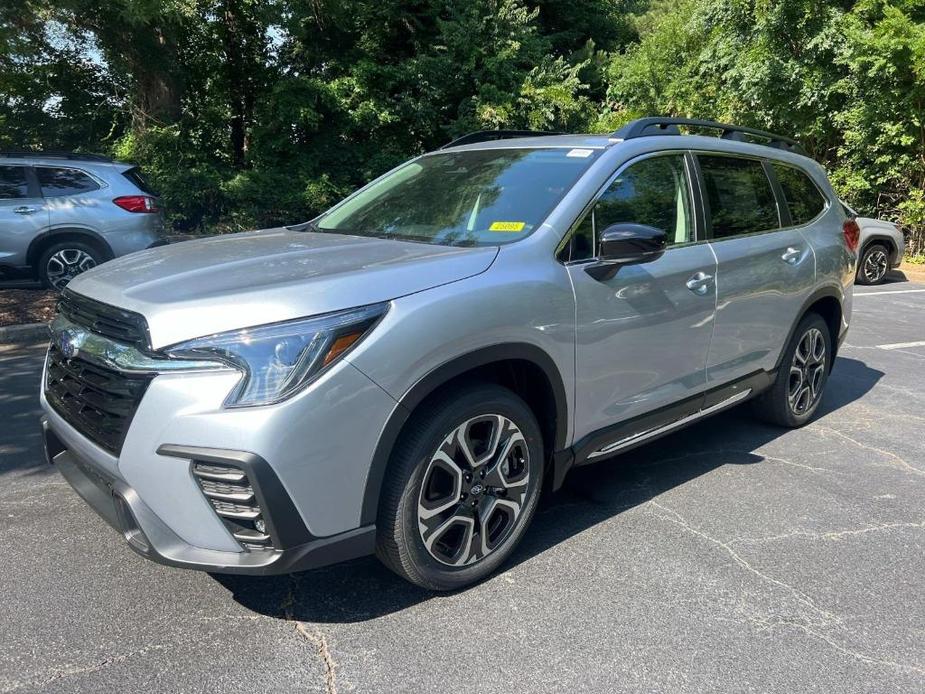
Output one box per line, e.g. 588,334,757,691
781,247,802,264
13,206,37,215
686,271,714,295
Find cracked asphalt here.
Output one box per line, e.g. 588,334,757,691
1,277,923,693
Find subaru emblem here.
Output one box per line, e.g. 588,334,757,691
58,330,78,360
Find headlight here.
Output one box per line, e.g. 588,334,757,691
165,303,388,407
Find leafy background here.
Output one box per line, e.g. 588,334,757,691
2,0,923,252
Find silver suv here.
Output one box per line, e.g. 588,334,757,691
0,152,165,289
41,119,855,590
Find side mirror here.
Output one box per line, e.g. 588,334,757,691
586,223,667,281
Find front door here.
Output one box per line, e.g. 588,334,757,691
0,165,49,268
566,153,717,443
695,153,817,387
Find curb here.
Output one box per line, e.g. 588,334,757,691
0,322,49,345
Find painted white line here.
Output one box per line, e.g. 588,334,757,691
877,341,925,351
854,289,925,296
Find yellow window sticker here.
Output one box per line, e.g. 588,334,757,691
489,221,526,232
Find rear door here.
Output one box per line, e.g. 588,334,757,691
0,165,49,267
697,153,817,387
35,165,104,231
566,152,717,441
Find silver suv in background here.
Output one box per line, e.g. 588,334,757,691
841,201,906,285
41,118,856,591
0,152,165,289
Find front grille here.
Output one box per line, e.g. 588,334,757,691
192,462,274,549
45,345,152,455
58,290,150,349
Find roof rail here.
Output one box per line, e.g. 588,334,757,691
440,130,564,150
612,118,806,155
0,150,113,163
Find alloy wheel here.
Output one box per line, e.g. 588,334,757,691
788,327,826,415
46,249,97,290
862,248,888,284
417,414,530,567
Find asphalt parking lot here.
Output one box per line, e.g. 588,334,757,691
1,278,923,693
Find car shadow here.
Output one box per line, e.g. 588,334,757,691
882,269,912,285
0,341,53,478
214,356,884,623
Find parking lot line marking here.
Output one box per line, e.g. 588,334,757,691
877,340,925,350
854,289,925,296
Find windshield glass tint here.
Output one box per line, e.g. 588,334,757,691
318,148,600,246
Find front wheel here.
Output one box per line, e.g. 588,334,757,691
376,384,544,591
753,313,831,428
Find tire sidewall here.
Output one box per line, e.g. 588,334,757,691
856,243,888,285
780,313,832,426
391,386,544,590
38,241,102,290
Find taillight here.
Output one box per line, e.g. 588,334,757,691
843,217,860,252
113,195,158,213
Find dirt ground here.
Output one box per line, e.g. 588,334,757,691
0,288,57,327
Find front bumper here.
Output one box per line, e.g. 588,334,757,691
44,420,375,574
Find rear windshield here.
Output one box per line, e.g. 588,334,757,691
317,147,601,246
121,167,157,195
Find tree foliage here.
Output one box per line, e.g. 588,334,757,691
1,0,923,250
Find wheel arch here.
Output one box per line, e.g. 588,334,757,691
859,234,897,262
777,287,844,370
359,343,569,526
26,227,115,273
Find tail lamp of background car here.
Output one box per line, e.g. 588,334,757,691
165,303,388,407
843,217,860,252
113,195,159,213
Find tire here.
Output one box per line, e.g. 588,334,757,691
38,241,103,291
376,383,544,591
856,243,890,285
752,313,831,428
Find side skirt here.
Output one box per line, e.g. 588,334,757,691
550,370,774,487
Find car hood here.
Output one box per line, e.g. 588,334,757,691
68,228,498,348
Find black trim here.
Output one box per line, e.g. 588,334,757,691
614,118,806,155
25,228,116,268
762,159,793,228
58,289,152,350
46,423,368,575
1,150,113,162
858,234,899,265
157,444,314,550
569,370,775,467
359,343,570,525
686,151,709,240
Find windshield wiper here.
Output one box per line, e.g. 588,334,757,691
288,219,322,233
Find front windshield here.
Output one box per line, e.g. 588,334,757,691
317,147,601,246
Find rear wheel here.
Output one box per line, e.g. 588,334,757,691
38,241,103,291
856,243,890,285
376,384,544,591
753,313,831,428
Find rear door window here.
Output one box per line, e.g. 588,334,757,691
36,167,100,197
121,167,157,195
698,155,779,239
0,166,30,199
772,163,827,225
